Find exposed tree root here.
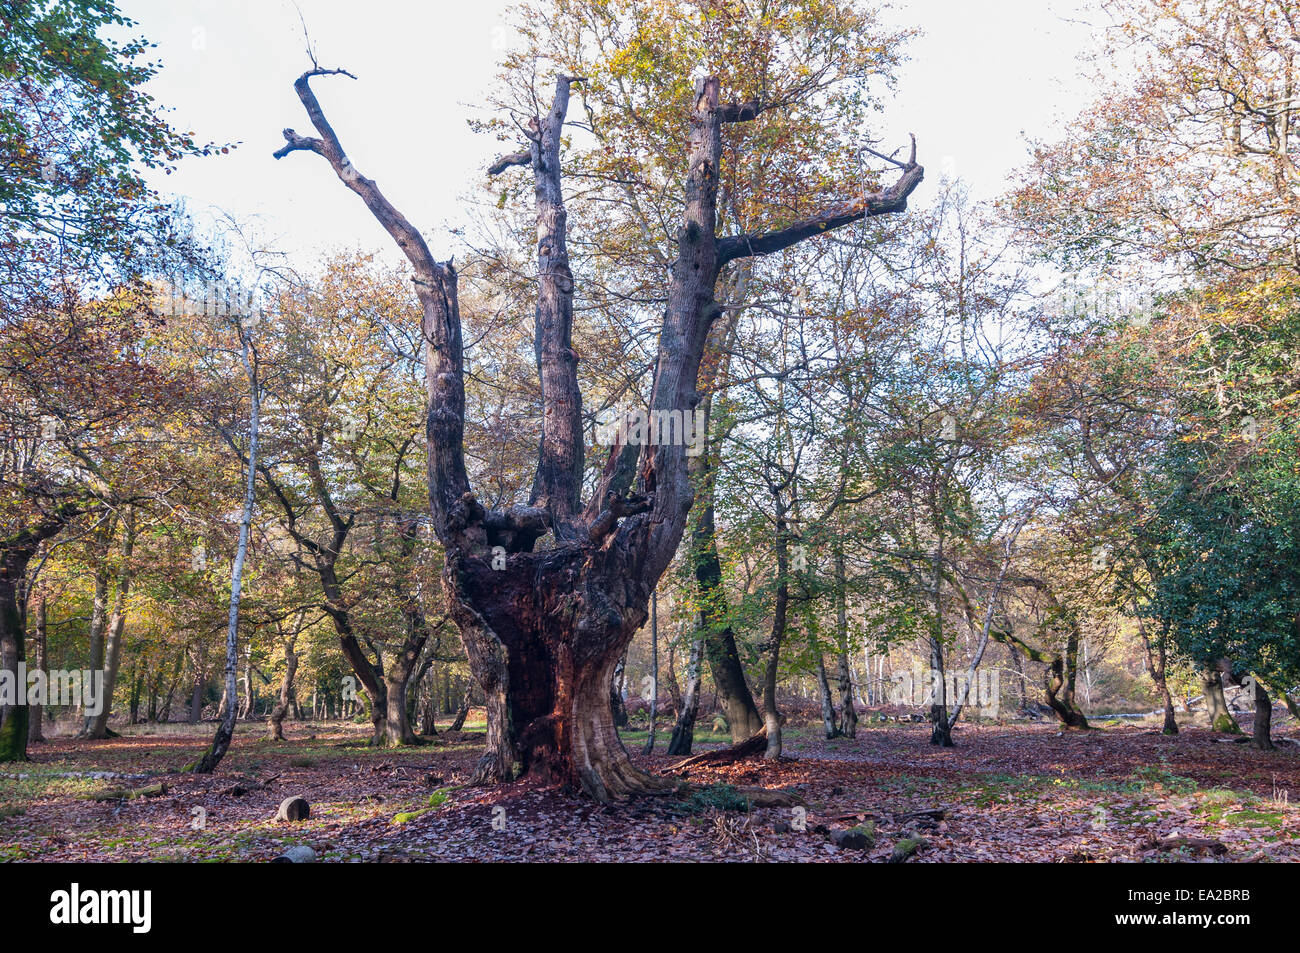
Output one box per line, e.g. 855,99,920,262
575,748,687,803
665,727,768,772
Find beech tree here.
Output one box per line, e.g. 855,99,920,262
273,41,921,795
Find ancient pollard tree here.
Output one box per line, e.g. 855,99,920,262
275,67,921,801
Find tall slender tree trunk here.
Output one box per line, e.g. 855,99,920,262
1136,611,1177,735
691,457,764,743
833,546,857,738
449,687,471,732
761,491,790,760
27,594,46,743
188,645,205,724
158,650,182,723
193,331,259,774
381,518,435,746
686,270,764,745
321,577,386,744
128,662,142,725
928,635,953,746
77,524,113,734
1010,645,1028,711
420,670,439,735
667,635,704,755
664,630,682,714
643,590,658,754
144,668,156,723
610,654,629,729
410,652,437,736
927,540,952,746
87,509,136,739
815,653,839,739
239,647,254,719
268,631,298,741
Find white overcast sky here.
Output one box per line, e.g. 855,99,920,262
118,0,1114,263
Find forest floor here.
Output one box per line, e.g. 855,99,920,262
2,713,1299,862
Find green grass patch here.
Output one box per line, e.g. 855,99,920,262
618,728,731,747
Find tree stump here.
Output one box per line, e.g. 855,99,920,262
276,796,310,822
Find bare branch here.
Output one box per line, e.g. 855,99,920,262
273,64,475,548
272,128,323,159
487,150,532,176
861,134,916,170
718,100,768,123
717,135,923,266
273,67,437,278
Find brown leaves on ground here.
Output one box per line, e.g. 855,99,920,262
1,718,1298,862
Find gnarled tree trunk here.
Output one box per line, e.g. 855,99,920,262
381,607,428,747
1203,666,1239,733
1044,657,1090,729
1250,678,1274,750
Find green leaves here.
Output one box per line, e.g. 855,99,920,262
1145,280,1300,686
1,0,214,308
